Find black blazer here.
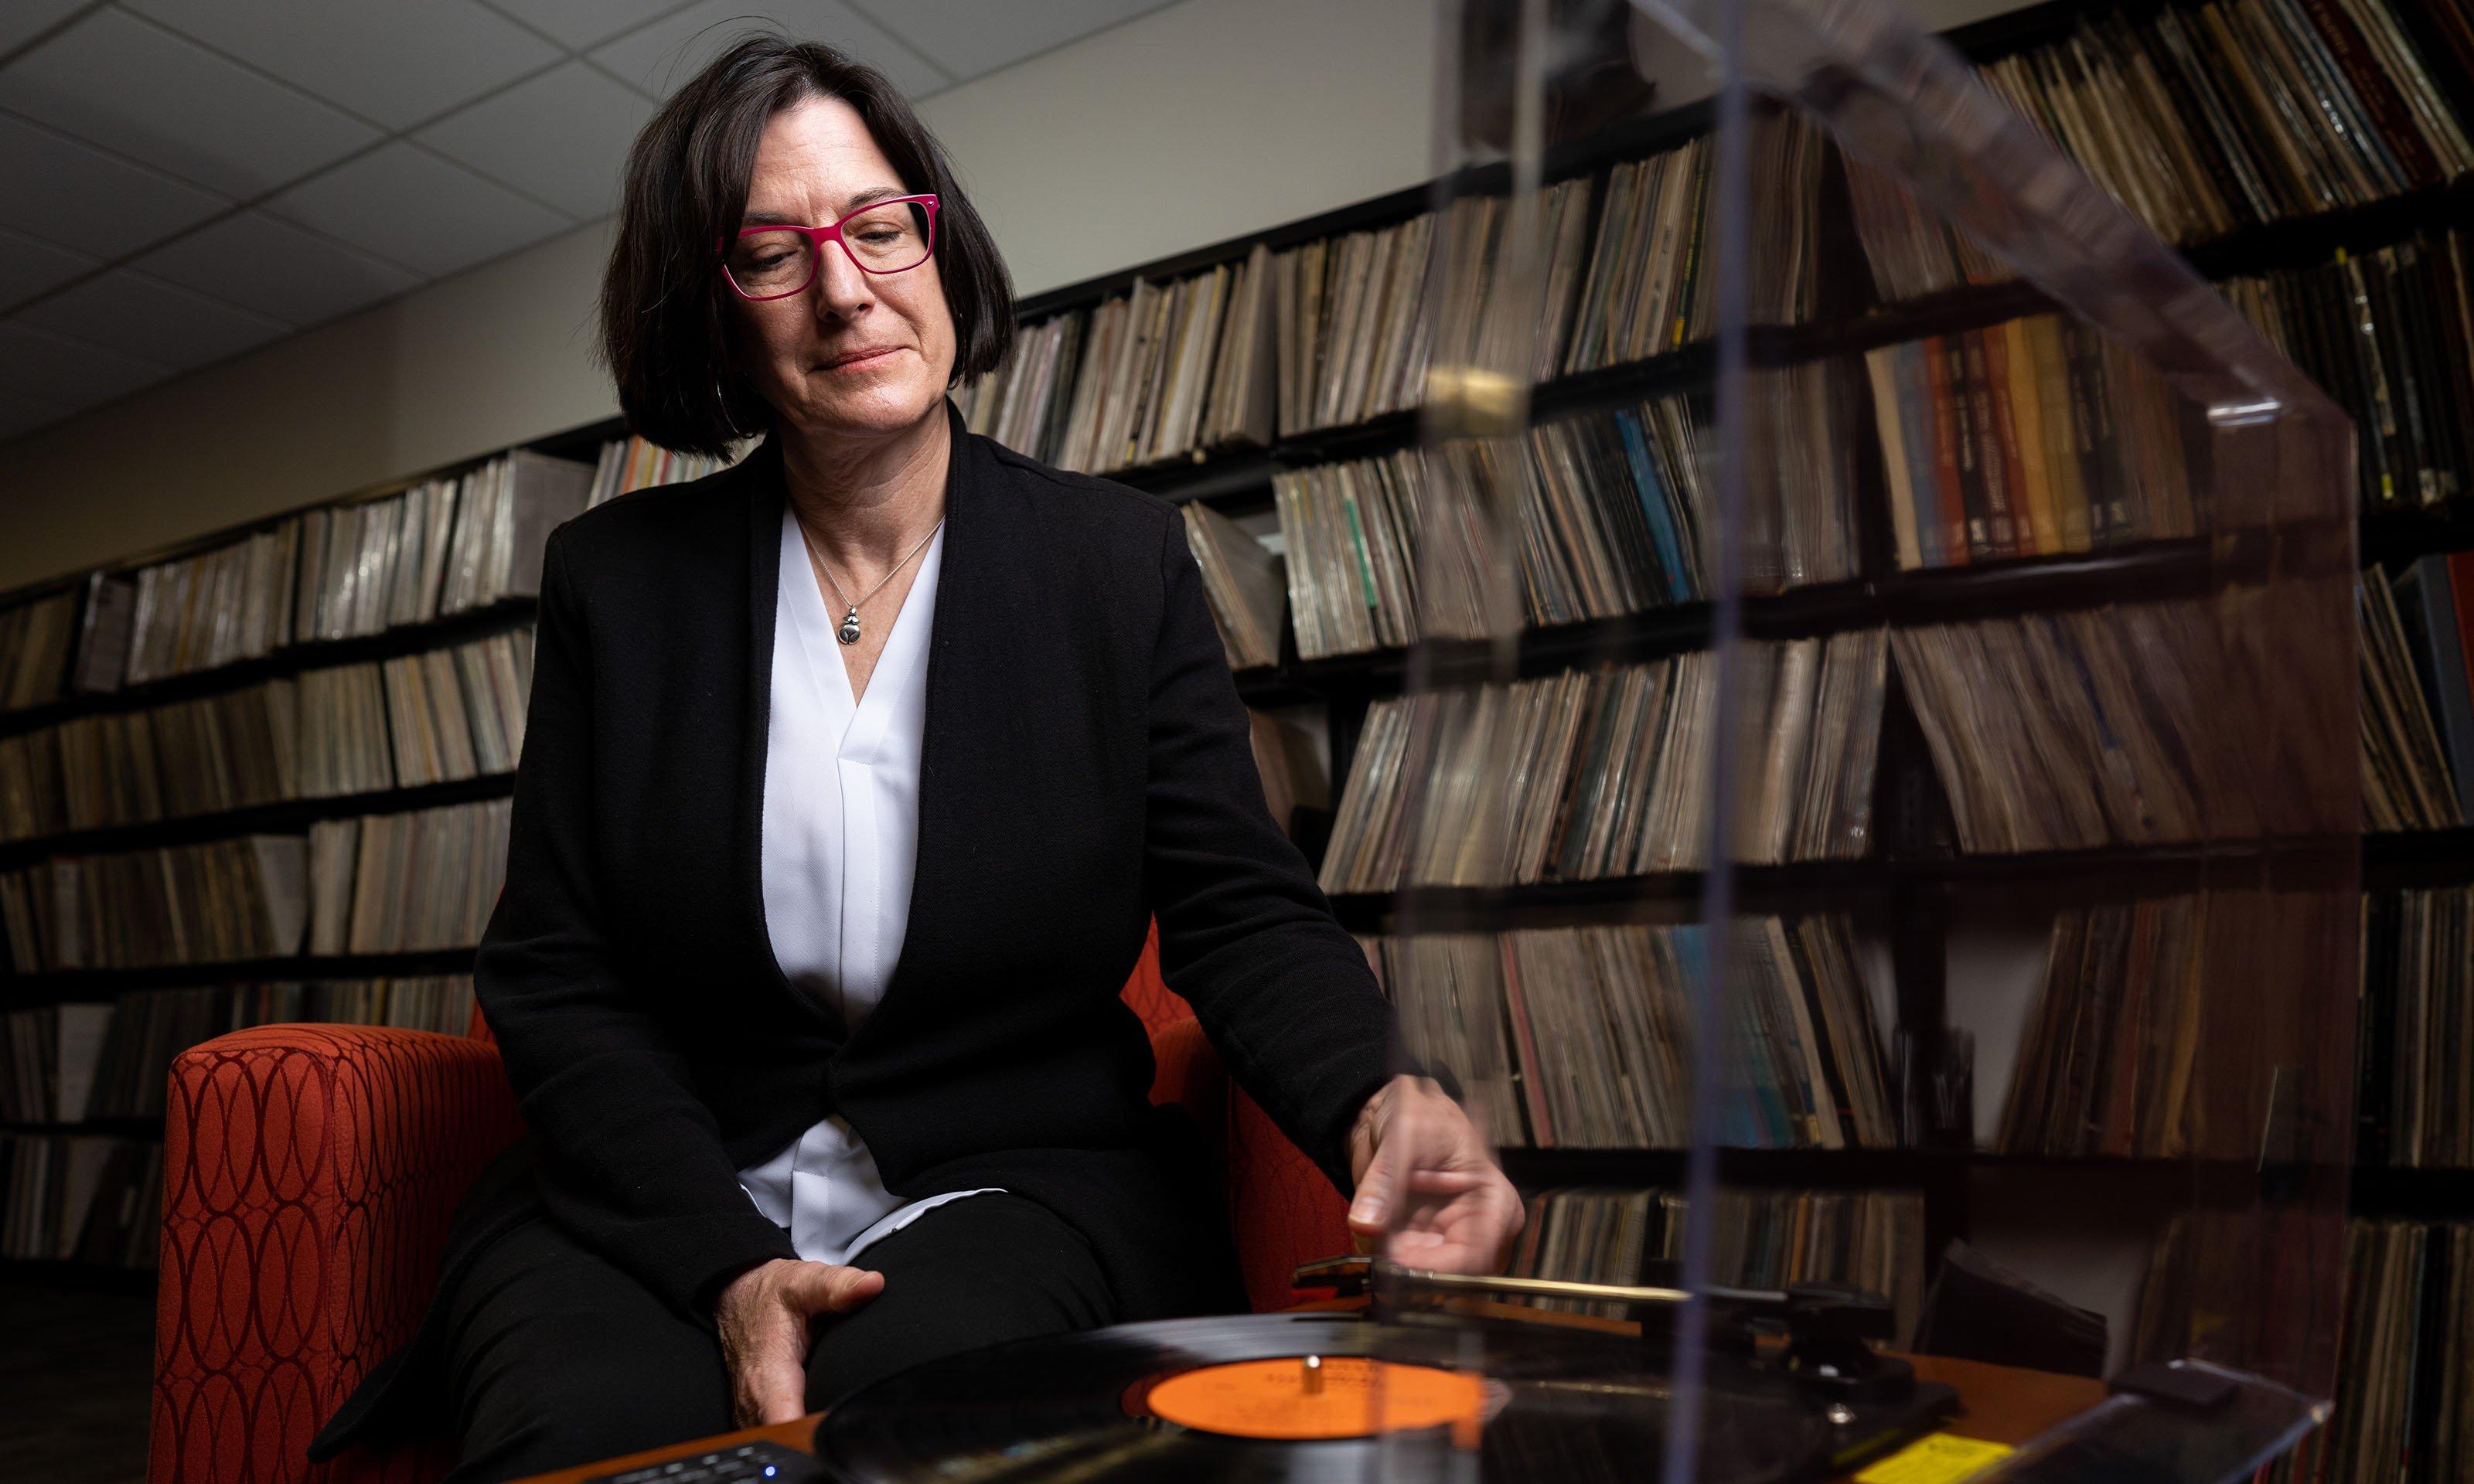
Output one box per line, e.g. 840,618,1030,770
309,401,1403,1458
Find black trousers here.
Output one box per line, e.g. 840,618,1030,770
437,1193,1117,1484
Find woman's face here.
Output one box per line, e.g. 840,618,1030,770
729,94,957,443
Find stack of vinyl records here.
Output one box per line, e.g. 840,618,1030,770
1178,504,1286,669
2233,1217,2474,1484
0,835,308,972
1862,317,2201,569
293,481,452,645
0,1132,162,1265
121,523,299,685
1562,111,1823,376
1892,603,2252,852
31,976,476,1123
2224,231,2474,514
1979,1,2474,250
960,311,1085,461
306,798,512,955
1015,247,1275,472
2359,886,2474,1168
2362,557,2474,831
1367,916,1894,1152
1247,710,1327,841
1273,209,1438,434
1318,633,1887,892
1841,151,2009,305
0,1002,112,1124
0,590,77,713
586,434,742,509
1511,1186,1926,1346
1273,450,1424,659
1275,372,1860,662
1997,895,2210,1159
0,631,533,844
434,450,595,614
379,630,537,786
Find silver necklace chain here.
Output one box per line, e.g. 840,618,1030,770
796,509,943,646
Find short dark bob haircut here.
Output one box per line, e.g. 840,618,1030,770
598,33,1014,458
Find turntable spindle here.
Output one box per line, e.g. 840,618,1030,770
1301,1356,1323,1395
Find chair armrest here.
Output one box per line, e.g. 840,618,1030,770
152,1025,521,1484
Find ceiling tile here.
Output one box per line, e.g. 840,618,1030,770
261,141,574,278
0,386,73,442
850,0,1167,81
122,0,564,131
17,267,291,372
0,319,170,405
0,0,88,58
417,60,654,222
131,209,423,326
482,0,697,53
0,113,228,257
0,223,101,309
0,8,381,197
591,0,949,102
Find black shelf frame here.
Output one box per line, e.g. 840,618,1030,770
0,771,515,873
3,948,478,1002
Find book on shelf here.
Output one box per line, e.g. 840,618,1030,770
0,590,79,716
1179,503,1286,670
1508,1184,1925,1346
2359,885,2474,1168
0,1130,160,1268
1317,632,1886,892
434,450,594,615
1861,317,2202,568
586,434,745,509
2227,231,2474,515
0,630,533,845
1365,914,1895,1152
2363,556,2474,830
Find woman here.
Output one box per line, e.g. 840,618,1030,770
307,35,1521,1484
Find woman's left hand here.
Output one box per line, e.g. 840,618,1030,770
1345,1074,1525,1273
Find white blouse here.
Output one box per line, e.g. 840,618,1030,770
738,505,997,1265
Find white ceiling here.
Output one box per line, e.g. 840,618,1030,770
0,0,1177,444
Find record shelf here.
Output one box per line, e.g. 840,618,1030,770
9,0,2474,1296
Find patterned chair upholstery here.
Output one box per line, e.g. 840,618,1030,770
148,921,1351,1484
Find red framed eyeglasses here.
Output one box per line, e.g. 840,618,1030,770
720,193,940,301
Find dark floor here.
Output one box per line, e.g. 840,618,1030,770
0,1275,155,1484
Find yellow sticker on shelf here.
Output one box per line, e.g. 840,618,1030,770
1854,1433,2016,1484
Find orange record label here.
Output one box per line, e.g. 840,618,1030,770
1138,1356,1487,1441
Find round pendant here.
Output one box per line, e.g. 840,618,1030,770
837,611,863,645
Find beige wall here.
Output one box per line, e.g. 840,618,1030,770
0,0,1443,593
0,0,2037,592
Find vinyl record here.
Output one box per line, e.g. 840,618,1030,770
810,1310,1840,1483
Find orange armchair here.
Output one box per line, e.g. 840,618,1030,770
148,924,1350,1484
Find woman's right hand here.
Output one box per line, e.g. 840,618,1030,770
714,1258,885,1426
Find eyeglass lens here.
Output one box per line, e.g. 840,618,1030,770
727,202,933,296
